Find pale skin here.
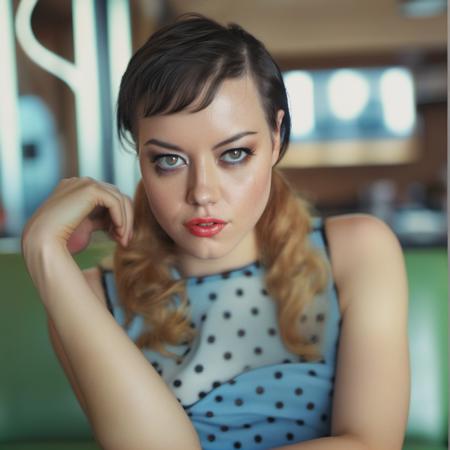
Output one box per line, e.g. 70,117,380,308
21,76,410,450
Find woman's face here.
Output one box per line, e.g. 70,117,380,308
137,75,284,277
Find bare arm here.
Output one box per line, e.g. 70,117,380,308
273,214,410,450
21,178,201,450
46,267,114,417
33,244,201,450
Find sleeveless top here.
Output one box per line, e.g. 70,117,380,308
100,218,342,449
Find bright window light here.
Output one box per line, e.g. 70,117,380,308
284,71,315,138
328,69,370,121
380,68,415,135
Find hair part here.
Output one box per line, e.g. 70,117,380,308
117,13,291,163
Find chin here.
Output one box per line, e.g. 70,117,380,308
182,242,229,260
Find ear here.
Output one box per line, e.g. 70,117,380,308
271,109,285,166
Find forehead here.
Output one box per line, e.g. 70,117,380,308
137,76,268,145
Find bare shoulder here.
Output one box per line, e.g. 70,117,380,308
324,214,410,450
82,266,108,307
323,213,406,314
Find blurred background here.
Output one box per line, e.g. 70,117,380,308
0,0,447,246
0,2,447,449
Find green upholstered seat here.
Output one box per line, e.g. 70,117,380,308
0,240,446,450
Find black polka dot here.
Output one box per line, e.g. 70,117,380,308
251,307,259,315
215,395,223,402
267,416,276,423
223,311,232,319
300,314,307,323
256,386,265,395
243,365,252,371
187,411,193,417
308,370,317,377
234,398,244,406
209,292,217,301
236,288,244,296
220,425,229,432
282,358,292,364
207,434,215,442
190,321,196,329
237,329,246,337
152,361,160,368
207,335,216,344
244,270,253,277
306,402,315,410
268,327,277,336
233,442,242,449
206,411,214,418
157,368,163,376
310,335,319,344
196,277,204,285
275,401,284,409
296,419,305,426
295,387,303,396
221,272,231,279
286,432,295,441
224,352,232,360
198,391,206,399
194,364,203,373
321,413,328,422
254,435,262,443
229,379,236,385
254,347,263,355
212,381,221,388
201,314,207,322
261,288,268,296
173,379,182,388
183,347,191,356
243,423,252,429
316,313,325,322
274,371,283,379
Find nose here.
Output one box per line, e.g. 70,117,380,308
186,158,220,207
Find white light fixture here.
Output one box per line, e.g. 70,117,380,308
284,71,315,138
380,68,415,136
328,69,370,121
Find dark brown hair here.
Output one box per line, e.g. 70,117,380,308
117,13,291,163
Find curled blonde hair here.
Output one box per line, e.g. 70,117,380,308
100,168,330,362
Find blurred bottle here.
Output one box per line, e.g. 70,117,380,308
359,179,397,224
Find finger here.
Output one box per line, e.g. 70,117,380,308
97,182,128,238
124,195,134,244
90,184,124,235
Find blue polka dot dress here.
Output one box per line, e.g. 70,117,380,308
100,218,342,449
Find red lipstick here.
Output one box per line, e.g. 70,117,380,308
184,217,227,238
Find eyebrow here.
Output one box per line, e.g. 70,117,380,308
143,131,258,152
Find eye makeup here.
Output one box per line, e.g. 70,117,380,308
149,147,256,174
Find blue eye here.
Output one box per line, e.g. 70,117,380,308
152,154,186,171
221,148,254,164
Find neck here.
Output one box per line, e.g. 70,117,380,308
174,230,259,278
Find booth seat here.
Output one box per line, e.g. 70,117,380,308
0,240,447,450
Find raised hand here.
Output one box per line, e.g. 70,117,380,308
21,177,134,257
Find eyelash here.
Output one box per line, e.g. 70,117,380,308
150,148,255,173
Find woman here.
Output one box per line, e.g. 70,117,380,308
21,13,410,450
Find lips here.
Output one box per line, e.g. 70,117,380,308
184,217,227,238
185,217,226,226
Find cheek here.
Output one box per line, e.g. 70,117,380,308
142,177,177,225
230,169,272,215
